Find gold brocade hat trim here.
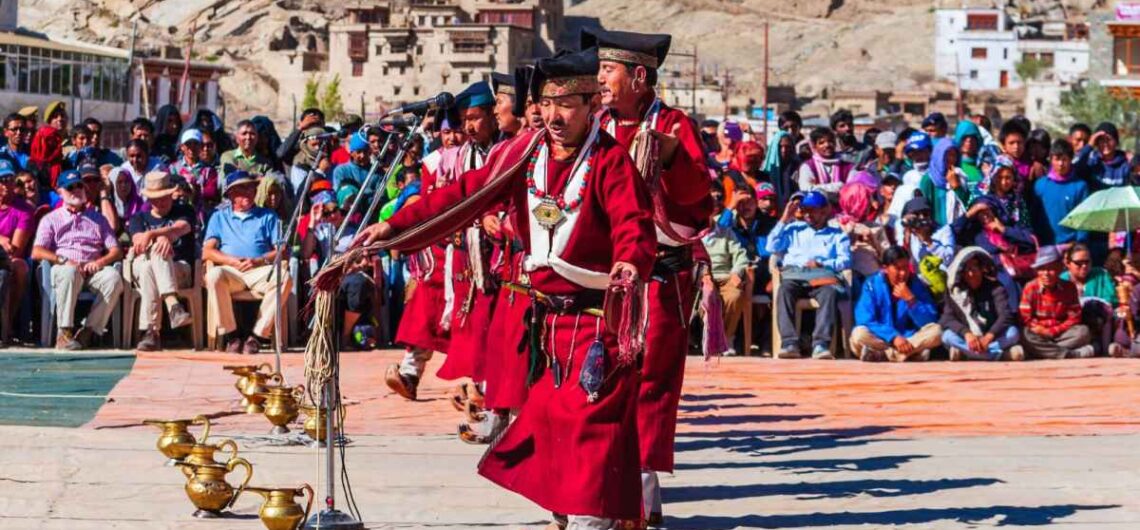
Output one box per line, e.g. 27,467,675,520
541,76,600,98
598,47,659,69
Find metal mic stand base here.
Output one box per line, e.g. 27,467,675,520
303,510,364,530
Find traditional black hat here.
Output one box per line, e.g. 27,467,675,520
430,105,462,133
490,72,515,97
455,81,495,110
579,27,671,69
512,65,534,118
529,48,600,102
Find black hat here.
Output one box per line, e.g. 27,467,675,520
903,195,932,216
490,72,515,97
431,105,461,133
579,27,671,69
529,49,601,102
1096,121,1120,143
921,112,947,129
512,65,534,118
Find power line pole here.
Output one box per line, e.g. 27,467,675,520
722,69,732,119
763,19,770,139
692,46,698,116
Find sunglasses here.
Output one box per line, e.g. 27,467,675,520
1068,259,1091,267
6,127,29,133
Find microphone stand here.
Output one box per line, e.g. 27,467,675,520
272,138,328,379
304,117,423,530
332,129,396,246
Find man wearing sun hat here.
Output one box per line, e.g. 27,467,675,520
31,169,124,350
202,170,291,354
1019,245,1094,360
128,171,197,351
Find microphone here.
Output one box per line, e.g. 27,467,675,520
385,92,454,116
376,113,416,131
302,130,340,141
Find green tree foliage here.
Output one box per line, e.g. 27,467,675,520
1015,58,1044,83
302,77,321,112
1060,83,1140,148
320,74,346,122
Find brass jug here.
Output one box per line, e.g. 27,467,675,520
172,438,240,467
142,415,210,465
299,404,347,443
245,484,314,530
241,371,284,414
177,457,253,518
225,363,275,398
259,385,304,435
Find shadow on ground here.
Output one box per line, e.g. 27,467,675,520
665,504,1120,528
674,454,930,473
663,477,1004,503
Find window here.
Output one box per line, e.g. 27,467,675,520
461,72,470,83
965,13,998,30
394,86,401,96
352,60,364,77
971,47,987,59
903,103,925,115
414,86,421,96
1003,48,1008,60
969,70,978,79
1115,36,1140,75
382,66,388,76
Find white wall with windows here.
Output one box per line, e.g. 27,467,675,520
0,34,130,123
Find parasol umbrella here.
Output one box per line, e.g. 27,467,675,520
1060,186,1140,253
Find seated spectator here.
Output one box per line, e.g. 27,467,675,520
762,130,800,209
300,184,372,346
120,139,167,190
720,141,764,200
128,172,196,351
106,165,145,235
0,113,28,171
1031,139,1090,250
29,125,64,194
15,171,46,221
1020,245,1094,359
255,176,292,221
203,171,291,354
851,245,941,362
288,127,332,195
837,175,891,281
717,183,777,260
899,196,954,298
797,127,852,201
876,173,900,242
702,224,750,350
1062,243,1118,357
30,170,124,350
0,159,31,339
940,247,1022,361
80,117,123,168
300,180,348,267
169,129,220,222
766,190,851,359
221,120,274,181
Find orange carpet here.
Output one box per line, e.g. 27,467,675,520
86,351,1140,438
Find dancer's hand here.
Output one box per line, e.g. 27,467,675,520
610,261,639,283
355,222,392,247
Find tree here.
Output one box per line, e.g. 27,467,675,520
320,74,346,122
1015,58,1044,83
1059,82,1140,149
302,77,320,112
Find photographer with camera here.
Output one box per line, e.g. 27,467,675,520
900,196,955,299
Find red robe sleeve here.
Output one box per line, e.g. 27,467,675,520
387,161,497,236
596,139,657,280
659,108,713,219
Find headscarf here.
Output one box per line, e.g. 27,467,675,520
728,141,764,174
255,175,292,220
293,126,326,168
194,109,233,153
762,130,796,206
152,104,182,160
30,126,63,188
953,121,982,162
838,180,877,224
980,155,1028,228
251,116,283,165
928,138,957,188
947,246,998,337
108,167,146,220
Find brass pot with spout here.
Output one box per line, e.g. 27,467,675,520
177,457,253,518
259,384,304,435
240,371,284,414
299,403,347,444
225,363,275,401
172,438,240,467
244,484,314,530
142,415,210,465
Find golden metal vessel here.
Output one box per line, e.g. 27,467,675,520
142,415,210,465
259,384,304,435
244,484,314,530
177,457,253,518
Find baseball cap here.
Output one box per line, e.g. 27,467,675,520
800,190,828,209
57,169,82,190
0,158,14,179
179,128,204,146
904,132,932,154
922,112,947,129
875,131,898,150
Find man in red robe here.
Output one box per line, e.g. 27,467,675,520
358,48,656,529
385,83,499,401
582,27,714,526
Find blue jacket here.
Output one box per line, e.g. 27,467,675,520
854,272,940,342
1074,145,1130,191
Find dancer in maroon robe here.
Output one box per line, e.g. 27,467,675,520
582,27,714,526
358,48,656,528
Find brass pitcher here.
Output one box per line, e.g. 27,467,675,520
241,371,284,414
172,438,240,467
142,415,211,465
244,484,314,530
259,385,304,435
177,457,253,518
299,404,347,444
224,363,275,397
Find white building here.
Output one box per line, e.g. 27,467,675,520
935,8,1090,90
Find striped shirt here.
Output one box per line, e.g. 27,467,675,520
33,206,117,263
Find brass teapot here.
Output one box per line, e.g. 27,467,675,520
142,415,210,465
299,403,347,443
177,457,253,518
240,371,284,414
172,438,240,467
245,484,314,530
259,384,305,435
224,363,275,395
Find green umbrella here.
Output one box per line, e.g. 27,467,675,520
1061,187,1140,251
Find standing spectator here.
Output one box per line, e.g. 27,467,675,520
797,127,852,201
1030,139,1088,247
16,106,37,130
125,118,156,155
1074,122,1130,191
831,109,871,168
708,121,741,172
203,171,291,353
1025,129,1052,182
0,113,28,170
128,172,196,350
922,112,948,140
30,170,124,350
193,109,235,154
288,127,332,195
721,141,765,201
766,190,851,359
0,159,31,339
119,139,166,189
169,129,220,222
762,130,800,209
870,130,900,182
28,126,64,192
918,138,969,227
885,132,932,226
837,177,891,281
151,104,183,162
332,132,374,195
1068,123,1092,154
1020,245,1094,359
275,108,324,167
953,120,984,192
940,247,1022,361
702,224,750,350
998,120,1030,181
250,116,285,173
220,120,273,178
80,117,123,167
851,245,941,362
